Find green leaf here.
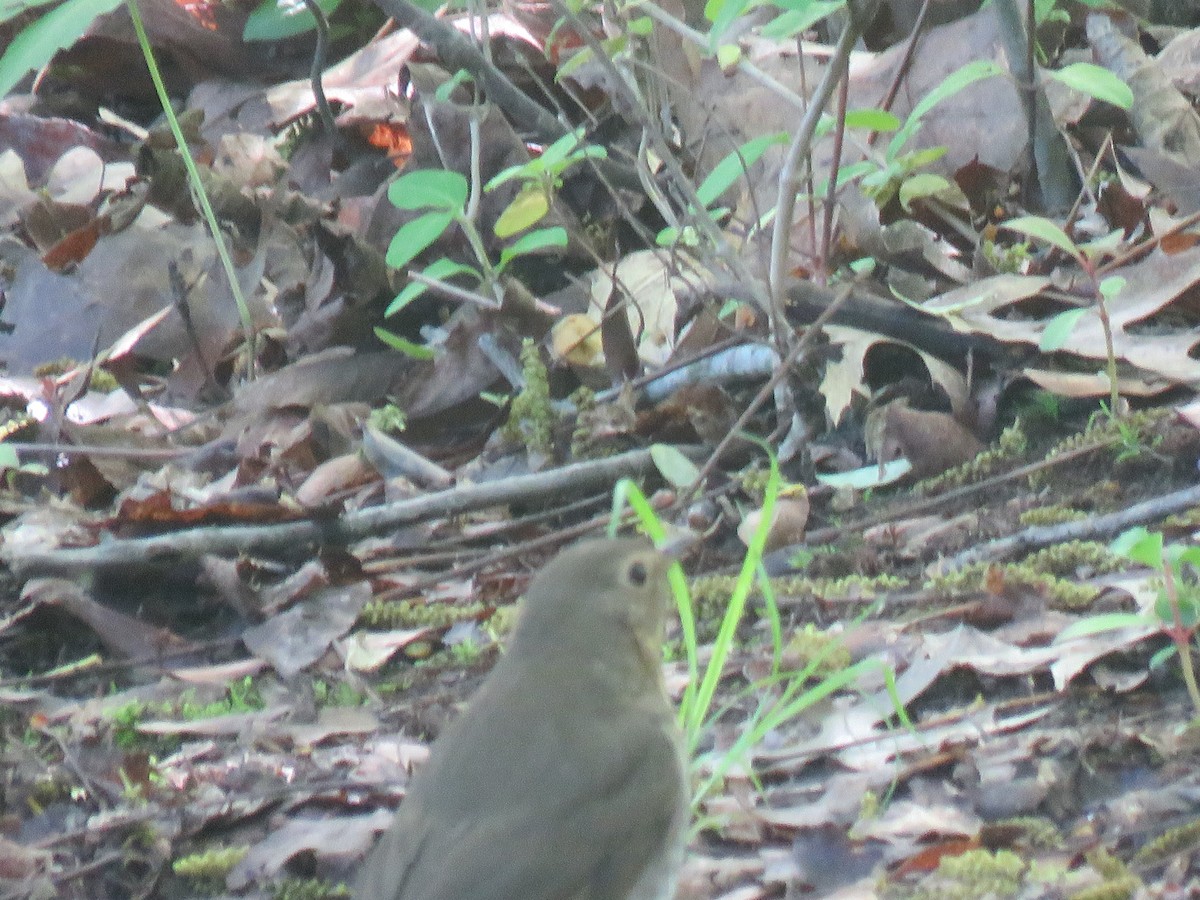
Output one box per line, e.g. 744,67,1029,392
893,145,948,172
388,170,468,211
484,161,534,193
843,108,901,132
374,326,436,359
696,132,787,208
386,258,480,317
1049,62,1132,110
716,43,741,69
898,172,951,210
706,0,756,42
760,0,844,39
1170,545,1200,570
555,45,594,82
493,186,550,239
385,211,454,269
1110,526,1163,569
538,127,586,170
1001,215,1081,260
0,0,60,28
1056,611,1155,641
1099,275,1126,302
498,226,566,269
650,444,701,488
1038,307,1086,351
243,0,342,41
628,14,653,35
0,0,125,98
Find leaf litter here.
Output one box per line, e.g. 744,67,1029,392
3,0,1200,897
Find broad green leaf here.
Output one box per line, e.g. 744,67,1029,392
1099,275,1126,302
1110,526,1163,569
899,172,951,210
386,258,480,317
385,211,454,269
1156,589,1200,628
1001,215,1081,260
388,170,468,211
538,127,586,170
628,14,653,35
896,146,949,171
760,0,844,39
656,224,699,247
374,327,436,359
1049,62,1132,110
696,132,786,208
843,108,901,132
494,187,550,238
706,0,756,43
1056,611,1155,641
498,226,566,269
0,0,125,98
485,161,534,192
0,0,60,27
1038,307,1087,351
243,0,341,41
1170,545,1200,570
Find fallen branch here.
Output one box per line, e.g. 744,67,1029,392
8,447,689,575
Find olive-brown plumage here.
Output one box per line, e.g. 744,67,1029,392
354,538,687,900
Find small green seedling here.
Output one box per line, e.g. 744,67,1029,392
1060,527,1200,717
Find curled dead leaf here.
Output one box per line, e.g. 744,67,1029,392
738,490,810,551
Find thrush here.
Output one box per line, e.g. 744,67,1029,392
354,537,688,900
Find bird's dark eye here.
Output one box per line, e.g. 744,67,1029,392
627,560,648,586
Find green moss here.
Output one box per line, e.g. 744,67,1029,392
359,598,487,630
926,559,1100,610
1018,506,1088,527
1132,817,1200,866
691,573,906,611
368,403,407,435
312,680,365,708
568,387,602,458
109,678,265,751
173,846,249,881
1034,408,1171,490
271,877,351,899
992,816,1062,850
32,358,119,392
1022,541,1122,578
687,572,904,643
1162,507,1200,530
785,623,852,677
1065,848,1139,899
1067,880,1138,900
982,238,1031,274
919,421,1029,493
919,848,1025,898
499,338,553,455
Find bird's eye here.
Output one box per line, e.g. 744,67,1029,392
627,560,649,586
